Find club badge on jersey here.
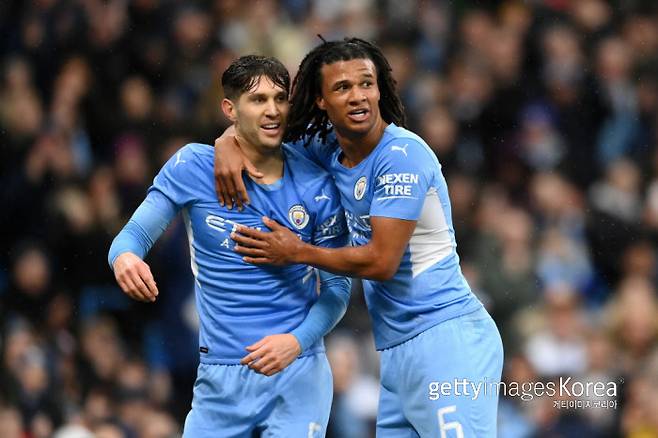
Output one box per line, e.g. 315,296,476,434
354,176,367,200
288,204,310,229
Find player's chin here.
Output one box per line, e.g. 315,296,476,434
259,135,283,149
340,119,372,135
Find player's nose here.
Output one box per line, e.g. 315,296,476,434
264,99,280,116
348,87,366,104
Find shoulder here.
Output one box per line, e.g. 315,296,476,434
291,132,340,163
370,126,439,177
155,143,213,188
282,143,341,213
164,143,213,170
179,142,214,160
283,142,335,189
378,125,436,161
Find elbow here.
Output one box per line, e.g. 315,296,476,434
362,261,399,282
369,269,396,282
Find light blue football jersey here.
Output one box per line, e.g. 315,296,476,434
295,124,482,349
150,143,348,364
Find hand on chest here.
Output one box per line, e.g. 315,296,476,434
192,196,313,254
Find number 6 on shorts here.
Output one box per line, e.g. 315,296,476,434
437,405,464,438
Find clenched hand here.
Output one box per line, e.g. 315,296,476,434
240,334,302,376
113,252,159,302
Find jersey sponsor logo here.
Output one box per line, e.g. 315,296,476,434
174,151,187,167
345,211,371,242
390,143,408,157
354,176,367,200
376,172,419,198
318,214,344,237
377,173,419,185
206,214,263,250
206,215,242,233
288,204,310,229
314,189,331,202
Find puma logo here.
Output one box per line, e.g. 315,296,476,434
174,151,187,167
314,190,331,202
391,144,408,157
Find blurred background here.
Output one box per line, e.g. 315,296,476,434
1,0,657,437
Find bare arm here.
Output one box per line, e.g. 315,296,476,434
232,216,416,281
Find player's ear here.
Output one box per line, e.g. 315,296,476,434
316,95,326,111
221,98,237,122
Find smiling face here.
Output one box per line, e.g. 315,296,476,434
222,75,289,154
316,58,383,139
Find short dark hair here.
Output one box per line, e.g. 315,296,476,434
221,55,290,100
285,37,407,144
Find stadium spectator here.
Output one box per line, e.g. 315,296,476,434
1,1,657,436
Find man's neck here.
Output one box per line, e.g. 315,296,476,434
236,136,283,184
335,118,388,168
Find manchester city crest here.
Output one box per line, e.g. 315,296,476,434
354,176,367,200
288,204,310,229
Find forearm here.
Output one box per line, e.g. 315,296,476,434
234,217,411,280
108,191,178,269
108,221,153,266
290,271,351,352
296,243,398,281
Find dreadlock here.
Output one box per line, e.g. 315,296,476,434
285,37,407,144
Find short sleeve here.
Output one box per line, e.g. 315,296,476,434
369,139,436,221
148,145,198,207
309,179,348,249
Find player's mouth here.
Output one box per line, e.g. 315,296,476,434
347,108,369,123
260,122,282,136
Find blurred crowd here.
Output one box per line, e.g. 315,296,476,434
1,0,657,437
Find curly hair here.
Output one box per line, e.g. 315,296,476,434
285,37,407,144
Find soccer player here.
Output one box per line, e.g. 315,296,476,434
108,55,350,438
214,39,504,437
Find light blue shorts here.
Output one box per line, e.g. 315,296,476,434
183,353,332,438
377,306,504,437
